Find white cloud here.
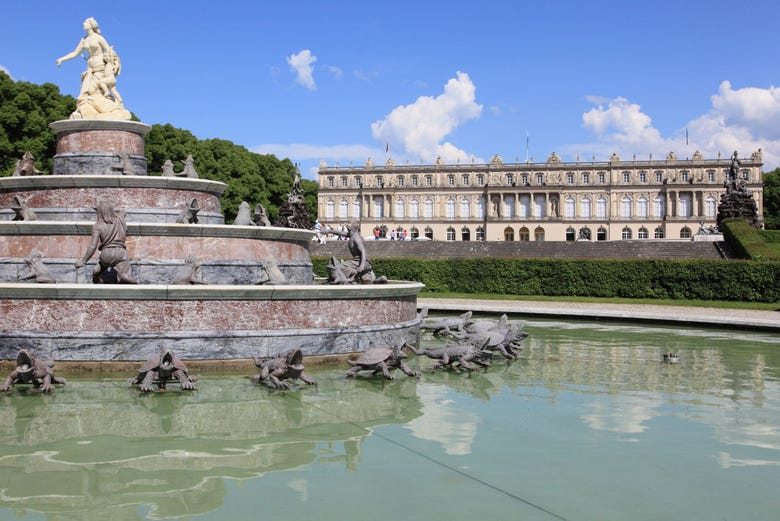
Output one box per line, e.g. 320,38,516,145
324,65,343,78
371,71,483,164
569,83,780,169
286,49,317,90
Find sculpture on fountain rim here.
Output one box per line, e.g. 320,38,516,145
75,199,138,284
56,17,131,120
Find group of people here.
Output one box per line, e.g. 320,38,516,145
388,228,409,241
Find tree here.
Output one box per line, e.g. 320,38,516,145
763,168,780,229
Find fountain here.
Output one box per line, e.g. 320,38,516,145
0,18,421,365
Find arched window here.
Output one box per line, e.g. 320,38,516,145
597,227,607,241
503,195,515,218
446,197,456,219
424,198,434,219
424,226,434,240
564,197,576,219
394,198,405,219
566,226,576,241
461,227,471,241
475,226,485,241
504,227,515,241
518,195,531,218
353,198,362,218
678,194,692,217
476,196,486,219
581,197,592,219
410,227,419,239
326,199,335,219
621,226,633,240
637,196,648,218
654,226,665,239
705,195,717,218
534,195,546,218
638,227,649,239
339,199,349,219
680,227,692,239
409,198,419,219
596,196,607,219
374,197,384,218
653,196,665,218
460,197,471,219
518,227,530,241
534,227,545,242
621,196,632,218
446,227,456,241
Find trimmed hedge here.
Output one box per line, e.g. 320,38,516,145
312,256,780,303
722,218,780,260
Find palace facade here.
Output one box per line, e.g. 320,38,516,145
317,150,764,242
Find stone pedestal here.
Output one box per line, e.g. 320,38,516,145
49,119,151,176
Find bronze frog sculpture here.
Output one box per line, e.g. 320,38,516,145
129,349,198,392
252,348,317,389
0,349,66,392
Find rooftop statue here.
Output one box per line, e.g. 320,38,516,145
56,17,131,120
76,199,138,284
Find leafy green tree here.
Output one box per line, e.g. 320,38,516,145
763,168,780,229
0,70,75,175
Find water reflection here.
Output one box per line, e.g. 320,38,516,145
0,318,779,520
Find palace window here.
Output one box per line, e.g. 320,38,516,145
581,197,592,219
341,176,348,187
395,198,405,219
598,172,606,184
504,227,515,241
597,227,607,241
566,227,576,242
534,195,546,218
518,195,531,218
373,197,384,218
327,176,335,188
742,170,750,180
707,171,715,182
639,171,647,183
655,171,663,183
653,196,665,218
621,196,632,218
460,197,471,219
461,227,471,241
409,198,419,219
564,197,576,219
503,195,515,218
446,197,456,219
519,227,530,241
596,197,607,219
339,199,348,219
475,226,485,241
582,173,590,184
355,176,362,188
477,174,485,185
534,227,545,242
638,227,649,239
425,175,433,187
621,227,633,240
654,226,665,239
424,227,434,240
410,227,419,239
353,199,362,218
446,227,456,241
411,175,419,186
396,175,404,187
462,174,470,186
521,173,529,185
705,195,717,218
424,198,434,219
376,175,384,188
680,227,692,239
637,196,649,218
567,172,575,185
681,171,689,182
506,173,514,185
476,196,486,219
623,171,631,183
536,172,544,184
679,194,692,217
326,200,335,218
448,174,455,186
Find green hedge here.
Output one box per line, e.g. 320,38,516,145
312,256,780,303
722,218,780,260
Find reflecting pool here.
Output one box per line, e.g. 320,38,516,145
1,317,780,521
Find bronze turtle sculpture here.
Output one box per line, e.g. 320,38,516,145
0,349,66,392
252,348,317,389
129,349,198,392
345,345,420,380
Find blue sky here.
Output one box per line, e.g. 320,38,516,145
2,0,780,178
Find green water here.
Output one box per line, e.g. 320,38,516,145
1,318,779,521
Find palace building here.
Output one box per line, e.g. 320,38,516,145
316,150,764,242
